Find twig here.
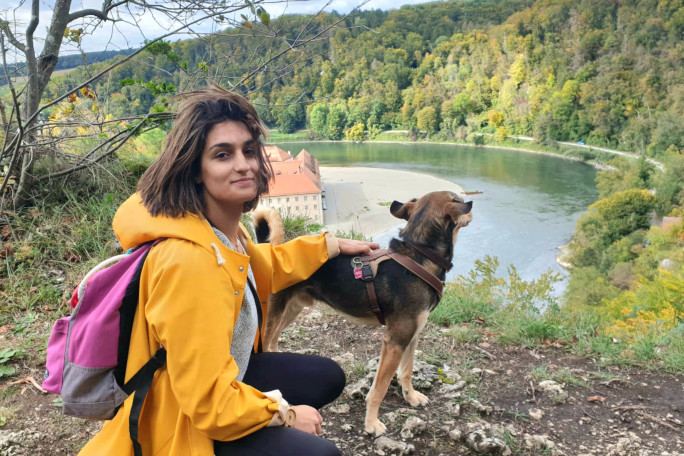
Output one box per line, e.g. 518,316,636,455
580,406,598,419
529,380,536,402
473,345,495,360
614,405,653,411
8,376,46,393
638,412,682,432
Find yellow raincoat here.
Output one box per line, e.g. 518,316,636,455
79,194,339,455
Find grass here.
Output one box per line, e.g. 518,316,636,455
0,162,136,323
431,256,684,373
267,129,310,142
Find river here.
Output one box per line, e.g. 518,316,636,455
275,142,599,289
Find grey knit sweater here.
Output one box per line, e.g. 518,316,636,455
212,227,258,382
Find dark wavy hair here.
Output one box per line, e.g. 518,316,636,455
138,85,273,217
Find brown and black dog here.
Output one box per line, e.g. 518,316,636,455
252,191,473,436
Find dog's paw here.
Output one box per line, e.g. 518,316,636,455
365,419,387,436
404,390,429,407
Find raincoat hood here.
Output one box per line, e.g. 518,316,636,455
113,193,219,251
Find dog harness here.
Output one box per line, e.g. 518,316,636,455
351,241,453,325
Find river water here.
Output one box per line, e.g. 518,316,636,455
276,142,599,288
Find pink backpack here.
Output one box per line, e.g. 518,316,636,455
43,239,165,456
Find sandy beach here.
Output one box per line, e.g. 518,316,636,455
320,166,464,237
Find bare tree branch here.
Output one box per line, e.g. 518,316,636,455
25,0,39,42
38,112,172,180
0,20,26,53
24,3,250,129
67,9,111,22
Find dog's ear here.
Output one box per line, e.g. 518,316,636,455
390,199,416,221
447,201,473,225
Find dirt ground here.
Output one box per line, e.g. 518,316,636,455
1,306,683,455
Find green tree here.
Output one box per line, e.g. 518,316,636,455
589,189,657,244
326,103,348,140
654,155,684,215
416,106,438,135
451,92,474,127
309,104,329,138
277,104,302,134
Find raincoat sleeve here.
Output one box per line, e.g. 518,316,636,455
245,230,340,295
143,240,280,441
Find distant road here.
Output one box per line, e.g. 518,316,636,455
508,135,665,172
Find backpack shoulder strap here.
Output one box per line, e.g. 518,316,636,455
127,347,167,456
117,239,167,456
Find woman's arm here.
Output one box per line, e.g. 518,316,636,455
246,231,378,294
144,241,279,441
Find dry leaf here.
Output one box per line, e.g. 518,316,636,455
64,250,81,263
0,243,13,259
587,395,607,403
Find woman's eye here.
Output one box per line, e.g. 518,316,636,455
216,151,230,159
244,148,256,156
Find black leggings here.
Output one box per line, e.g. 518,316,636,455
214,352,345,456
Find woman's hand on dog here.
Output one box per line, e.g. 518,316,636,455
337,238,379,256
291,405,323,435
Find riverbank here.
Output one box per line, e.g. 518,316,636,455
319,166,464,237
270,134,632,171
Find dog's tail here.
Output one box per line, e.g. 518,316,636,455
251,208,285,245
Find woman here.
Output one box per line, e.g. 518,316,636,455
79,86,378,456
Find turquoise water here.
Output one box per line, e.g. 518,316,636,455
276,142,599,287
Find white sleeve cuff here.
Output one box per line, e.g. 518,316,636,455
264,389,290,427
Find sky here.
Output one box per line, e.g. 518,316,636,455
3,0,439,60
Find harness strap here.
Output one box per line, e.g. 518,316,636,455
365,282,385,325
388,252,445,299
404,241,453,272
354,248,446,325
359,248,392,262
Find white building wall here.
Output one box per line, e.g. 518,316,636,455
259,193,323,224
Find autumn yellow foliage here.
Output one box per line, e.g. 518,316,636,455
604,266,684,342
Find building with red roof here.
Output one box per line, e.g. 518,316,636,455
257,146,324,224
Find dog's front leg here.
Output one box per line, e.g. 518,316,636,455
398,311,429,407
365,339,404,436
398,333,429,407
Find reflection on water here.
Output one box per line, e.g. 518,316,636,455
277,142,599,290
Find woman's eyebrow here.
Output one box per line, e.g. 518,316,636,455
209,139,257,150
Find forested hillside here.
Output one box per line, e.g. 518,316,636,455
0,48,137,87
50,0,684,159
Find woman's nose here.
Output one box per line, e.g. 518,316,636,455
234,150,250,171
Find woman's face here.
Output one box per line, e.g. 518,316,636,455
199,120,260,214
